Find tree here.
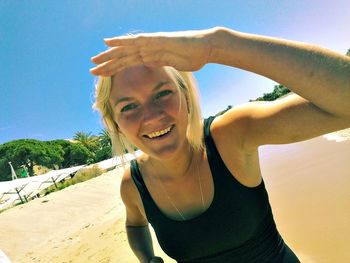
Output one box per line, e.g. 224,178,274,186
94,146,112,162
215,105,233,116
94,129,112,162
99,129,112,148
0,159,12,181
73,131,100,152
347,48,350,57
253,84,291,101
49,140,93,168
0,139,64,181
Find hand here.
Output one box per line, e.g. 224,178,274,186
148,256,164,263
90,28,215,76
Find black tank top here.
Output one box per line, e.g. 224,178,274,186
130,116,300,262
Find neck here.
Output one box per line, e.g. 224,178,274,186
147,140,197,181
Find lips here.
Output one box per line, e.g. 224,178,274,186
143,125,174,139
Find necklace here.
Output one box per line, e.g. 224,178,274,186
149,148,205,221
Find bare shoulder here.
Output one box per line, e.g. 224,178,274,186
120,161,148,226
210,103,256,152
120,154,148,201
120,165,136,203
209,106,263,186
212,93,350,150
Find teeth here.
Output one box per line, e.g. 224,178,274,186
147,126,172,138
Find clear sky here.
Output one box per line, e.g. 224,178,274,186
1,0,349,144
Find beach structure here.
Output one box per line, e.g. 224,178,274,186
0,152,141,211
0,165,85,210
87,151,142,171
8,162,17,181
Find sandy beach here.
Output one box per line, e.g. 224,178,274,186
0,135,349,263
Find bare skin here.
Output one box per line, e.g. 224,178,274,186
91,27,350,262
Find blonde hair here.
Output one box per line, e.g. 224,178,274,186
92,66,203,158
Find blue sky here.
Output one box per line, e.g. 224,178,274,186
1,0,349,144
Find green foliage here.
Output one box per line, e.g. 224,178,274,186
99,129,112,147
0,159,12,181
0,139,64,181
48,140,94,168
94,146,112,162
347,49,350,57
94,129,112,162
73,131,100,152
254,84,291,101
0,129,114,182
215,105,233,116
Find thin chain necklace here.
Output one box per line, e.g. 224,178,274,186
149,148,205,221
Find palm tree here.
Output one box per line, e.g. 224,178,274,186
98,129,112,148
73,131,100,152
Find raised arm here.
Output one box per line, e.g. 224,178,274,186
90,27,350,148
206,27,350,148
208,27,350,119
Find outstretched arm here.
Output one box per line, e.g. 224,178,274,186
205,28,350,148
208,27,350,120
90,27,350,147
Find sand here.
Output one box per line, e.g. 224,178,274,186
0,136,349,263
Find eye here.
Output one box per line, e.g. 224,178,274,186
154,90,173,100
120,103,138,112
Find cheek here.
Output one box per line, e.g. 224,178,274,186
113,114,140,140
116,119,134,133
157,94,187,116
114,119,144,149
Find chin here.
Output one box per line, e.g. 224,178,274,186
142,139,187,161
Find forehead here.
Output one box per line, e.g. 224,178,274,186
111,66,172,95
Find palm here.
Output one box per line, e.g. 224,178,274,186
91,29,213,76
137,31,210,71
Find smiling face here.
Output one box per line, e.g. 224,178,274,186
109,66,190,159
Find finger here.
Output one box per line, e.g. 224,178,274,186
90,54,143,76
104,34,151,47
90,60,121,76
104,36,136,46
91,46,139,64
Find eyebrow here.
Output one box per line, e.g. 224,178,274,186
113,80,170,107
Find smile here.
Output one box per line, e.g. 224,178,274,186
145,125,174,139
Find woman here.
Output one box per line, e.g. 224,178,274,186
90,27,350,262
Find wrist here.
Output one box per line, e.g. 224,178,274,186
148,256,164,263
206,26,242,66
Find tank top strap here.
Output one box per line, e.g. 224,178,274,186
203,116,233,180
203,116,227,172
129,159,158,221
203,116,259,191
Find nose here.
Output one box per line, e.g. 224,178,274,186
142,100,165,125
